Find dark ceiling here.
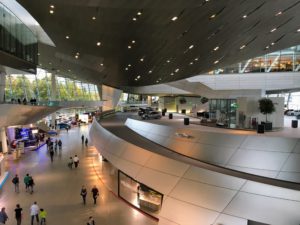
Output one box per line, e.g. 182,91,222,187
17,0,300,88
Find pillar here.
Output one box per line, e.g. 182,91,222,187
51,74,57,128
1,127,8,154
147,96,152,106
0,72,6,103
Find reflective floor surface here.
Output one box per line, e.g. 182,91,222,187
0,125,157,225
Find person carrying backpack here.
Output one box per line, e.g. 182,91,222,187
28,176,35,194
12,174,19,193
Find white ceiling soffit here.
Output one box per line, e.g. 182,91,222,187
0,0,55,47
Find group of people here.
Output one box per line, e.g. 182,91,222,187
81,134,89,146
80,185,100,205
68,155,80,169
12,174,35,194
46,138,62,162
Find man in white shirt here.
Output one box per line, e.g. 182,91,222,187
73,155,79,168
30,201,39,225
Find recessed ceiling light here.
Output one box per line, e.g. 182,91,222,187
125,67,128,71
49,62,52,65
128,64,131,67
137,11,142,15
68,69,71,72
270,28,277,33
242,15,247,19
148,70,152,74
194,58,199,61
66,35,70,39
75,55,79,59
97,42,101,46
240,45,246,50
140,58,144,62
131,40,136,44
137,75,141,79
265,45,270,49
213,46,219,51
175,68,179,73
92,16,96,20
214,60,219,64
210,14,216,19
271,42,275,46
156,80,159,83
50,5,55,9
49,10,54,14
100,63,104,66
189,45,194,49
166,60,170,63
76,52,80,55
135,78,137,81
128,45,132,49
132,17,137,21
275,11,282,16
189,62,194,65
57,69,60,72
170,72,174,76
171,16,178,21
37,53,40,56
297,29,300,32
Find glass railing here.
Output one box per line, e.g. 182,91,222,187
0,3,38,64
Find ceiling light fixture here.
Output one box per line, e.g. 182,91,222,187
242,15,247,19
270,28,277,33
171,16,178,21
213,46,219,51
275,11,282,16
97,42,101,46
210,14,216,19
128,64,131,67
194,58,199,61
189,45,194,49
132,40,136,44
189,62,194,65
140,58,144,62
240,45,246,50
128,45,132,49
50,5,55,9
65,35,70,39
49,10,54,14
214,60,219,64
125,67,128,70
137,75,141,79
132,17,137,21
170,72,174,76
271,42,275,46
148,70,152,74
175,68,179,73
92,16,96,20
297,29,300,32
137,11,142,15
166,60,170,63
75,55,79,59
100,63,104,66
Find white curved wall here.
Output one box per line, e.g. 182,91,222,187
90,120,300,225
125,118,300,183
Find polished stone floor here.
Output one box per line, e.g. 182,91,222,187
0,125,157,225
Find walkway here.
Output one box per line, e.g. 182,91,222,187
0,125,157,225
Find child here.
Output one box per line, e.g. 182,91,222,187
39,208,47,225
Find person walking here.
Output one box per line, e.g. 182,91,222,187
91,186,99,204
87,216,95,225
0,207,8,224
73,155,79,168
39,209,47,225
12,174,20,193
28,176,35,194
24,174,30,192
49,148,54,162
68,156,73,169
14,204,22,225
80,185,87,205
81,135,84,145
85,138,88,147
30,202,39,225
58,139,62,150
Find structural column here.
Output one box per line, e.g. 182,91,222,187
1,127,8,154
0,72,6,103
51,74,57,128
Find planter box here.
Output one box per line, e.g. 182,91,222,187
261,121,272,131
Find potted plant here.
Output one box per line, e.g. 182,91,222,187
258,98,275,130
201,97,209,104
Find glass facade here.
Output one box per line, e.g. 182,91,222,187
5,69,100,102
210,45,300,75
0,3,38,64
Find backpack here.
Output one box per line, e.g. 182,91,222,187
12,177,17,184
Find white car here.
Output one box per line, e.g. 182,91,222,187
287,110,300,116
